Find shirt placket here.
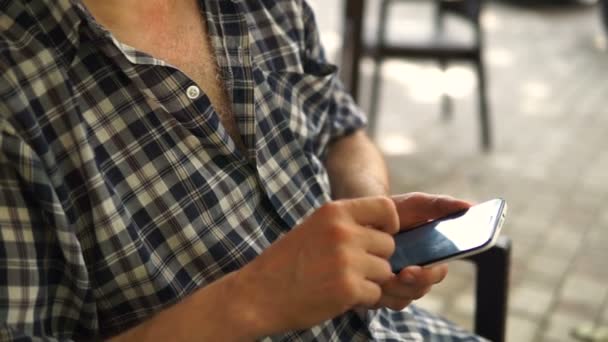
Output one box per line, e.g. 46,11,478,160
78,0,251,161
203,0,257,165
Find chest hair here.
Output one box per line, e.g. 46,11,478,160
143,9,247,153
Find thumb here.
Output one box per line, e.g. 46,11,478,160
391,192,471,229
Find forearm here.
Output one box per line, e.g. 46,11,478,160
110,272,262,342
324,130,390,199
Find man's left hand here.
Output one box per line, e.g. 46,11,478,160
372,192,471,310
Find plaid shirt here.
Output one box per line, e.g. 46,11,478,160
0,0,485,340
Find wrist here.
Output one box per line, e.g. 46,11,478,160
110,271,264,342
218,270,271,340
195,271,268,341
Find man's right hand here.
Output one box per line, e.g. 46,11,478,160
233,196,400,337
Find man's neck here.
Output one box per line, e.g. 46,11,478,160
81,0,189,45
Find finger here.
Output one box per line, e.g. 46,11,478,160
359,254,393,284
356,227,395,259
375,293,413,311
398,264,448,286
341,196,400,234
382,278,433,301
391,193,471,228
356,280,383,308
381,277,414,299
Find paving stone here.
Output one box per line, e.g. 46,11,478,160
525,252,571,286
509,282,555,318
534,242,579,266
452,292,475,318
538,336,574,342
542,310,592,342
571,251,608,281
552,300,602,323
600,210,608,225
583,224,608,252
506,314,540,342
581,152,608,192
558,275,608,314
312,1,608,341
540,227,586,256
602,302,608,324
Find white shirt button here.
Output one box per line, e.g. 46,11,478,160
186,85,201,99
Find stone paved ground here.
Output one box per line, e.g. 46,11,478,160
313,1,608,341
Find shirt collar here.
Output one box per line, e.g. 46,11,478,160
69,0,116,42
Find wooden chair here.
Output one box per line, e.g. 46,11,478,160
341,0,492,151
339,3,511,340
602,0,608,37
463,236,512,342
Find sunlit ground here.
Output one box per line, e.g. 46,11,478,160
314,1,608,341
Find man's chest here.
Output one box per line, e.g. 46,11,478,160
172,33,245,148
138,12,245,150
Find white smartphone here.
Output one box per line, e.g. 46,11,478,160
389,198,507,272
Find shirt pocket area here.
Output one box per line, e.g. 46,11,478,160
252,56,339,156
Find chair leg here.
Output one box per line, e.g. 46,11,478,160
603,0,608,37
476,57,491,151
340,0,365,102
466,236,512,342
439,59,453,120
367,0,391,139
434,1,453,121
367,59,383,139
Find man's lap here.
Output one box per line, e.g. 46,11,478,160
366,304,489,341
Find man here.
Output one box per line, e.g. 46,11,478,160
0,0,484,340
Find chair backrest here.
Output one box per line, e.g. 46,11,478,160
435,0,483,44
438,0,482,25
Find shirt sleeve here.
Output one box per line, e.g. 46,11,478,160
0,119,94,341
300,0,368,143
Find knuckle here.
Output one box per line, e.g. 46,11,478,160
319,201,345,218
360,282,382,307
377,195,396,210
339,272,360,300
370,284,383,304
380,196,397,210
383,234,396,256
330,274,358,311
430,196,443,210
328,223,354,245
430,194,454,212
427,265,448,284
332,247,354,270
377,196,399,232
373,196,396,216
378,260,393,281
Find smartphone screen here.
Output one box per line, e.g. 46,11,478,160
389,199,506,272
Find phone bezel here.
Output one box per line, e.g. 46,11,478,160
390,198,508,272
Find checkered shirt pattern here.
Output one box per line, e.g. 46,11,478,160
0,0,487,340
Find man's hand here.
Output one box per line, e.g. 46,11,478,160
233,196,399,337
373,192,472,310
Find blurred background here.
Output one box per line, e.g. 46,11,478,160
310,0,608,341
